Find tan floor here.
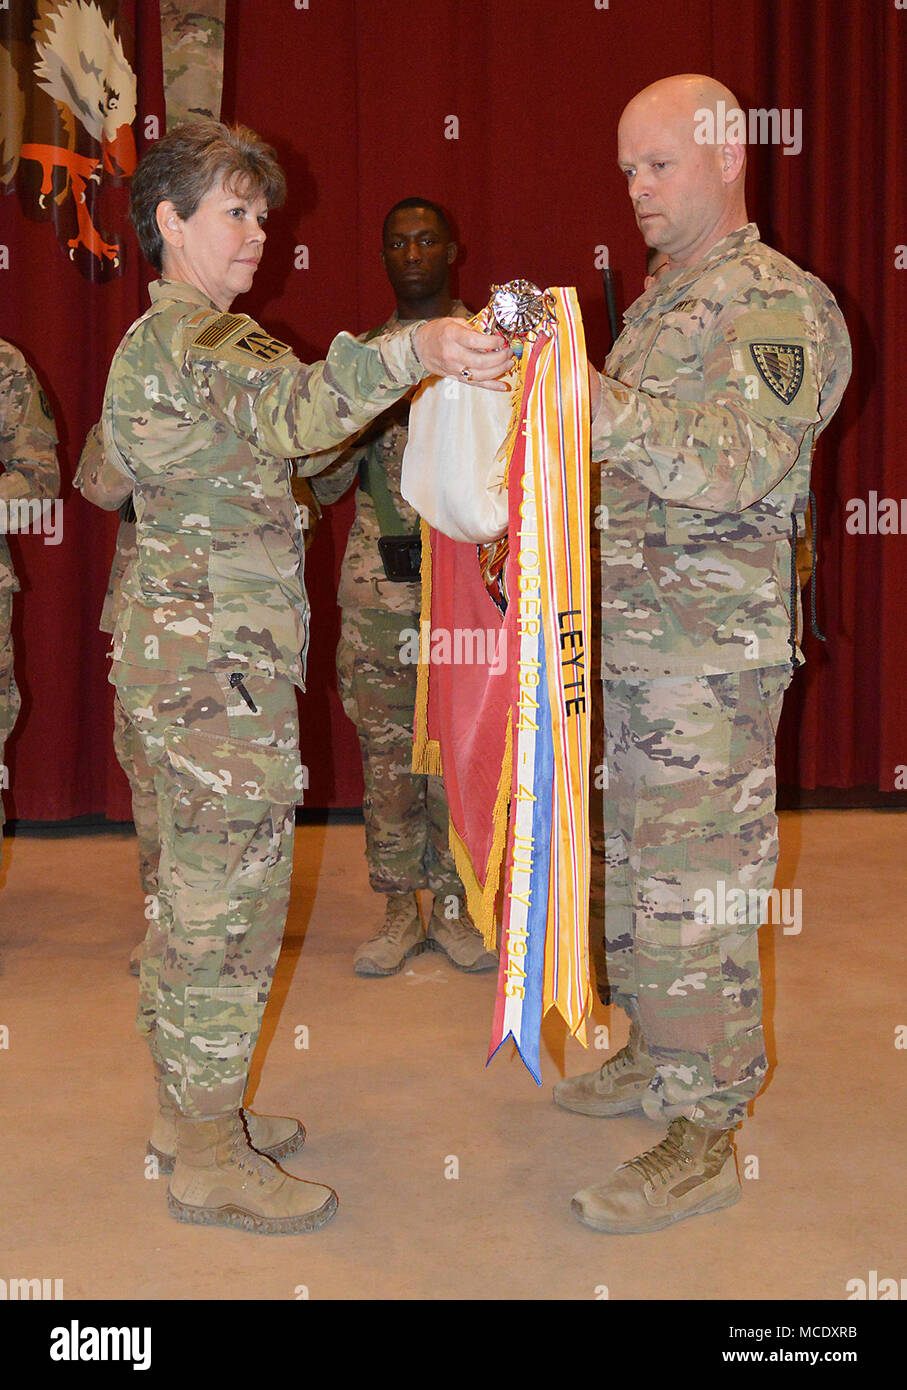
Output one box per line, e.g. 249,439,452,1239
0,810,903,1301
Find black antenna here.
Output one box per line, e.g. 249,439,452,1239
601,263,620,351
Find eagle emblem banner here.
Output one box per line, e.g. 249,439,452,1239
1,1,226,280
1,0,138,279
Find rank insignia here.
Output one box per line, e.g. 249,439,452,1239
749,342,805,404
233,330,291,362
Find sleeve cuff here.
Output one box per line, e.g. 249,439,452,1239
376,322,426,386
589,371,616,461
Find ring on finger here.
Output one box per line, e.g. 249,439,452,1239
460,367,472,380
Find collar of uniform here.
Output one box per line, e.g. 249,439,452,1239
622,222,760,324
379,297,470,333
149,278,219,311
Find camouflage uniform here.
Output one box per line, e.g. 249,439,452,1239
106,518,161,903
159,0,226,128
590,224,851,1127
74,427,161,909
308,305,470,903
102,278,427,1117
0,339,59,850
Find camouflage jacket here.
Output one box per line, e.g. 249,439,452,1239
308,301,470,617
100,279,427,686
591,223,851,677
100,517,137,636
0,339,60,592
73,422,135,635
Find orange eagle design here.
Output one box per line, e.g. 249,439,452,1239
1,0,137,279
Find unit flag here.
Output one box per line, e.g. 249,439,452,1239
405,281,592,1081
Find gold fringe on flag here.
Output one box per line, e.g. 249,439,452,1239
411,517,442,777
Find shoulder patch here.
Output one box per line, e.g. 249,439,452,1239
749,342,804,404
233,329,291,363
36,386,55,425
192,313,247,350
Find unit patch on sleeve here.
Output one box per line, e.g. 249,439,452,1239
233,329,292,363
749,342,805,404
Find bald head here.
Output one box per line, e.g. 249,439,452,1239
618,74,748,267
622,74,743,134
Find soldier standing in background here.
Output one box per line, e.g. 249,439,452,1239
556,75,851,1233
0,339,59,969
307,199,496,977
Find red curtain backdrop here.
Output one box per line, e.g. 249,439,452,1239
1,0,903,822
1,0,164,821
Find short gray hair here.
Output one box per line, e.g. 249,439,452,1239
129,120,287,272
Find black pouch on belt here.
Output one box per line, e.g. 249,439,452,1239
377,533,422,581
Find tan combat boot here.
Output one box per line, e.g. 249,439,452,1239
552,1020,656,1116
570,1116,741,1233
148,1083,305,1175
427,897,497,972
353,892,426,976
167,1111,337,1234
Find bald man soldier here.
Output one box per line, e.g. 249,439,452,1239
556,75,851,1233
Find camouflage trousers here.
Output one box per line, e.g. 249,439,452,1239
112,694,160,899
337,606,463,900
114,667,303,1118
0,592,19,847
602,665,790,1128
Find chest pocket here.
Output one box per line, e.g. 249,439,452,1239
637,303,712,403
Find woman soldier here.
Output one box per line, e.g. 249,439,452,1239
81,120,509,1235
